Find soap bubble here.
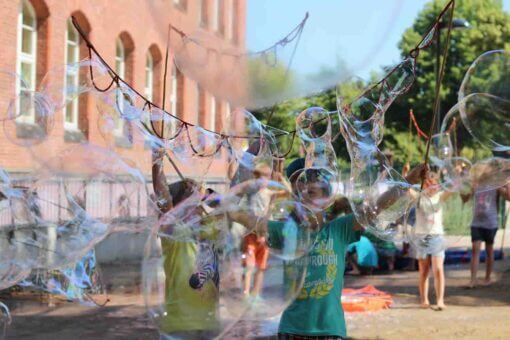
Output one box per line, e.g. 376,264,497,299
405,190,442,256
296,107,331,143
261,198,317,260
0,71,29,121
457,50,510,152
295,167,338,211
459,49,510,102
457,93,510,152
143,182,308,339
439,100,509,193
0,301,10,340
19,250,108,306
224,110,275,195
470,157,510,193
406,182,469,256
39,58,111,111
303,140,338,170
3,90,55,147
168,125,223,180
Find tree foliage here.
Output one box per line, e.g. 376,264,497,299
388,0,510,132
252,0,510,171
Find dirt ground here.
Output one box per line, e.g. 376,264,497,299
345,256,510,340
2,255,510,340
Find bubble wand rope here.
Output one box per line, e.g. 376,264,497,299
70,14,309,132
71,2,452,154
420,0,455,190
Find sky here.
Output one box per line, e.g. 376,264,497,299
247,0,510,82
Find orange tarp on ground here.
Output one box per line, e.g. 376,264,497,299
341,285,393,312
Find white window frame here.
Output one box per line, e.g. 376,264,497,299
226,0,233,41
114,38,125,137
168,65,178,136
210,96,216,131
198,0,205,27
211,0,219,32
144,52,154,101
16,0,37,124
63,18,80,131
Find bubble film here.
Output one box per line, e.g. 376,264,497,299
143,185,309,339
0,302,9,340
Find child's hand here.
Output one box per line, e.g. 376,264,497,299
405,163,428,185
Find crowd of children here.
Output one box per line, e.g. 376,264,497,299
152,146,510,339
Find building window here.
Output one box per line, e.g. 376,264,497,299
144,52,154,101
211,0,219,32
17,0,37,123
197,84,206,126
226,0,233,41
232,0,239,44
173,0,187,11
64,19,80,130
226,102,232,129
217,0,225,35
170,65,177,116
210,96,216,131
199,0,208,28
114,38,125,136
174,66,184,119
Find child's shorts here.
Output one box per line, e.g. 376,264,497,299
242,233,269,270
414,235,445,259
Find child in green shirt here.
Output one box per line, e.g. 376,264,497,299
231,158,426,339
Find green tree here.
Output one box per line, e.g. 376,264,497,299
389,0,510,132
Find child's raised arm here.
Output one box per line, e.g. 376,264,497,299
152,148,173,213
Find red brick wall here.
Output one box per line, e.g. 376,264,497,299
0,0,246,179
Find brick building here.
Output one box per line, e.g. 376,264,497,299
0,0,246,262
0,0,246,180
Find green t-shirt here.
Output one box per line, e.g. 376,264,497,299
269,214,359,337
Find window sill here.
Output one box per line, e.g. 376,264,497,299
15,121,46,140
64,129,86,143
174,3,187,12
115,135,133,149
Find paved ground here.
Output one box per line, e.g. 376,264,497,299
2,252,510,339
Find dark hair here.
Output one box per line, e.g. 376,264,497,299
168,179,199,206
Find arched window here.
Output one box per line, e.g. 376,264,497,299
17,0,37,122
199,0,208,28
144,52,154,101
114,38,125,137
172,66,185,119
170,65,177,115
64,18,80,130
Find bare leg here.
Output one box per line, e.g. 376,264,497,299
470,241,481,287
349,253,361,275
388,256,395,271
484,243,495,285
243,268,253,296
252,269,265,297
418,257,431,307
431,256,446,309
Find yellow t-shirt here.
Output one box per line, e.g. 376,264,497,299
160,238,219,333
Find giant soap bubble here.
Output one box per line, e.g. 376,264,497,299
143,179,312,339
